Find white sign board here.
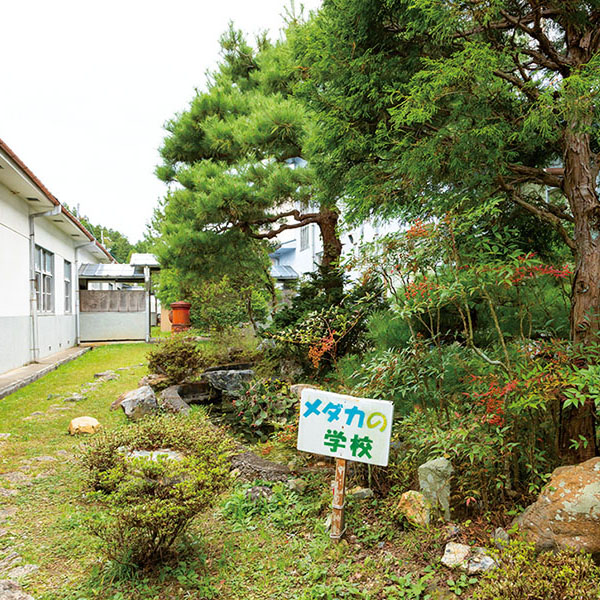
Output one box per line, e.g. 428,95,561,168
297,388,394,467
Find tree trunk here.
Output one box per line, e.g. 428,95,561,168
316,209,342,268
560,125,599,461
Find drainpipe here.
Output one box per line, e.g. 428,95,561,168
29,206,61,363
74,241,98,345
144,266,151,343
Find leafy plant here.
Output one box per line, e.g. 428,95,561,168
446,574,477,596
147,334,204,384
474,542,600,600
231,377,298,440
82,414,231,566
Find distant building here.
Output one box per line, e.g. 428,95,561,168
0,138,113,374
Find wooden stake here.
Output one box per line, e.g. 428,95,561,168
331,457,347,541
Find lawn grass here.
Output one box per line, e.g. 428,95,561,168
0,343,457,600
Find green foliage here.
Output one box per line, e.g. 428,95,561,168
474,542,600,600
266,269,384,374
147,334,204,384
188,274,269,332
82,414,231,566
222,480,325,532
231,377,297,440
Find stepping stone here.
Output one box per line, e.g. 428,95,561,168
63,394,85,403
0,490,18,499
6,564,38,580
0,434,11,441
0,473,30,485
0,552,20,572
0,579,35,599
0,508,17,522
31,456,56,463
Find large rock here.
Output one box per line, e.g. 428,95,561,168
397,490,431,527
68,417,100,435
116,386,159,420
516,457,600,554
138,374,169,390
159,386,191,415
202,369,254,396
0,580,35,600
418,457,453,521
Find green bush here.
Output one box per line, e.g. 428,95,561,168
82,414,231,566
147,334,204,384
474,542,600,600
231,377,297,440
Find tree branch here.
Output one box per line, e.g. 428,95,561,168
507,164,563,189
493,69,540,101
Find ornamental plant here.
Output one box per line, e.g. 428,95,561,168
231,377,297,440
82,414,231,566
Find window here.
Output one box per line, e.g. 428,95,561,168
35,246,54,313
64,260,72,313
300,225,309,251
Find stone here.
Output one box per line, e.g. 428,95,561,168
94,370,118,381
397,490,431,527
288,478,307,494
159,386,191,415
202,369,254,396
31,456,56,463
0,508,17,522
137,374,169,390
0,434,10,441
0,579,35,600
0,473,30,485
117,386,159,420
123,449,184,462
290,384,318,399
246,485,273,502
0,489,17,498
491,527,509,548
350,486,374,500
230,451,290,482
0,552,20,572
515,456,600,554
68,417,101,435
6,565,38,580
63,393,85,403
441,542,496,574
0,529,8,538
418,457,453,521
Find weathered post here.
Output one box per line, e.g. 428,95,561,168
331,458,347,541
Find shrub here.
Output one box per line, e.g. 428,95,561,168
82,414,231,566
231,378,297,440
474,542,600,600
147,334,204,384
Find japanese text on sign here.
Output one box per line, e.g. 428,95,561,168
297,388,394,466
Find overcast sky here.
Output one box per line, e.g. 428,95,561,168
1,0,322,243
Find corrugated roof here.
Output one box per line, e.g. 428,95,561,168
271,264,299,280
130,253,160,267
79,264,145,279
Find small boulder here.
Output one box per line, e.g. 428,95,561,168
246,485,273,502
290,384,318,399
117,386,159,420
159,386,191,415
515,456,600,554
350,486,374,500
418,457,453,521
441,542,496,574
288,478,307,494
138,373,169,390
68,417,100,435
63,393,85,403
397,490,431,527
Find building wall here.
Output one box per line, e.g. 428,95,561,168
0,183,101,373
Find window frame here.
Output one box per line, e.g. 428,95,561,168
64,259,72,313
300,225,309,251
34,245,54,313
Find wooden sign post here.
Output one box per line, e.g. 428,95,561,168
297,388,394,542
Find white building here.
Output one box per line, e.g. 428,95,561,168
269,210,403,287
0,138,113,375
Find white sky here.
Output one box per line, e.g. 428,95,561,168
1,0,322,243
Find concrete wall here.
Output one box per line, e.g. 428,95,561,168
0,180,103,373
80,312,146,341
